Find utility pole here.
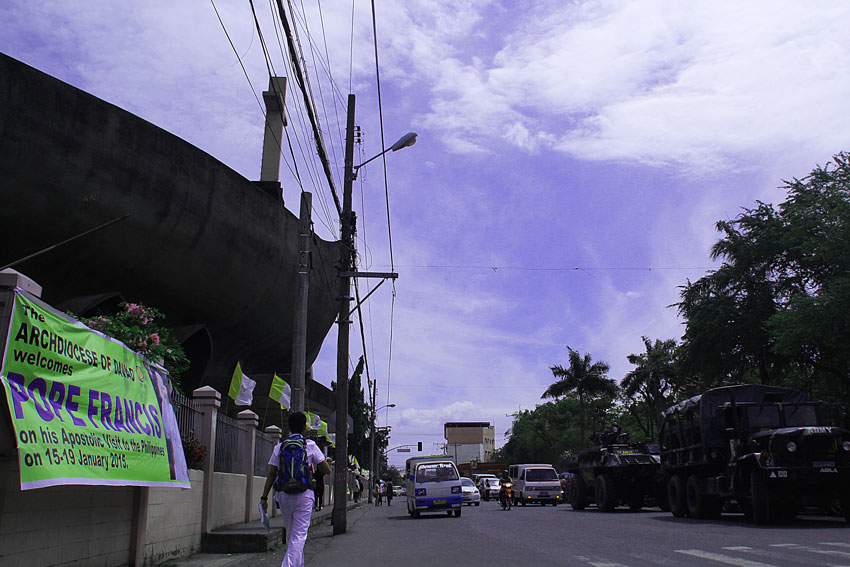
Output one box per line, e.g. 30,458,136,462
291,191,311,412
332,93,356,535
368,378,375,504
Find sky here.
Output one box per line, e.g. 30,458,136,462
4,0,850,470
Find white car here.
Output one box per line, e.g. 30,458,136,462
479,477,501,501
460,477,481,506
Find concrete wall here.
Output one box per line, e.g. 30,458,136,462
144,469,205,566
210,473,247,530
0,459,134,567
0,461,266,567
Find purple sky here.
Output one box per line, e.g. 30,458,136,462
4,1,849,469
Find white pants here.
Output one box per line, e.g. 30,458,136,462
276,490,314,567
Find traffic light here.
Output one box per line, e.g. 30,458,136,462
417,441,422,452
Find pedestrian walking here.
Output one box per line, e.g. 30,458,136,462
261,411,331,567
353,475,362,503
385,479,393,506
375,481,383,506
313,467,325,511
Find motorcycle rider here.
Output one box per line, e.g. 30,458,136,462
498,470,512,507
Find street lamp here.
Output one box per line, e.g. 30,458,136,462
333,92,417,535
352,133,417,179
369,403,395,504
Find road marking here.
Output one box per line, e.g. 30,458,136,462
822,543,850,549
723,547,753,551
588,563,628,567
676,549,780,567
769,544,800,548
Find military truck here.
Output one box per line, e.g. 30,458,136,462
659,384,850,524
566,425,663,512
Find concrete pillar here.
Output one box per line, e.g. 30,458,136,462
260,76,287,183
130,487,150,566
194,386,221,534
237,410,259,524
264,425,281,517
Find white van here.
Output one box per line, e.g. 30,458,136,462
509,463,562,506
405,455,464,518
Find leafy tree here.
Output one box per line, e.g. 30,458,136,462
542,347,617,448
677,152,850,420
332,356,371,469
621,337,680,438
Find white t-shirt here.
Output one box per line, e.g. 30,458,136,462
268,435,326,493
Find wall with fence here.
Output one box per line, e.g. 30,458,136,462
0,272,352,567
0,382,334,567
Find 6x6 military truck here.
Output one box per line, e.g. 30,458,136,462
659,384,850,524
566,425,662,512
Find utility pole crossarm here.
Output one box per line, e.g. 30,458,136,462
339,272,398,279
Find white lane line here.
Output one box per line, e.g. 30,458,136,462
769,544,800,548
588,563,629,567
676,549,780,567
723,547,753,551
822,543,850,549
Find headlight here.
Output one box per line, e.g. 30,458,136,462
843,441,850,451
786,441,797,453
415,488,426,496
451,485,461,494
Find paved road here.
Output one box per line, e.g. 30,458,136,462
301,500,849,567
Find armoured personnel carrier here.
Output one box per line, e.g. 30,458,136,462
565,425,662,512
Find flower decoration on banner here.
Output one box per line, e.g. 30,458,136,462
79,302,189,392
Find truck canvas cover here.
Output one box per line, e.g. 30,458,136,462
659,385,807,447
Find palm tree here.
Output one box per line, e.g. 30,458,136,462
621,337,679,438
543,347,616,448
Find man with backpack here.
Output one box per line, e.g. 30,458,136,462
261,411,331,567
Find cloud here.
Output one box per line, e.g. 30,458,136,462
388,0,850,170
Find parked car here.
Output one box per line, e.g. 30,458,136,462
393,485,404,496
479,477,501,501
460,477,481,506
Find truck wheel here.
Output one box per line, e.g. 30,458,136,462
570,475,587,510
454,509,462,517
595,474,617,512
668,474,688,518
686,474,720,519
750,472,772,525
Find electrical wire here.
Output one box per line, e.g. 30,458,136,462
369,0,395,274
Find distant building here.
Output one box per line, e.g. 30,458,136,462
444,422,496,465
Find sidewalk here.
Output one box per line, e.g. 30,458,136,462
162,500,362,567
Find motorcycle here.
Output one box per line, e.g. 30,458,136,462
499,482,513,510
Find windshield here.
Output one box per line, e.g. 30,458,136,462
461,478,475,487
744,404,819,428
783,404,818,426
415,462,459,483
525,468,558,482
746,405,781,428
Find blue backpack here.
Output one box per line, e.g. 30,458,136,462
275,435,315,494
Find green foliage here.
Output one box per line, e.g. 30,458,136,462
332,357,373,470
79,302,188,392
621,337,680,438
500,393,620,468
543,347,617,448
677,152,850,421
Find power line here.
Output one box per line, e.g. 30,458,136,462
372,264,716,272
274,0,343,216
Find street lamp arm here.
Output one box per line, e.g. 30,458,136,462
352,132,417,177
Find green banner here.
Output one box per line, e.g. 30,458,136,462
0,290,190,490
